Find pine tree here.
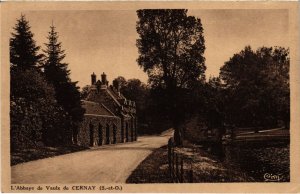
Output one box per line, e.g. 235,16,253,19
43,24,69,84
43,24,85,144
10,14,43,70
10,15,67,148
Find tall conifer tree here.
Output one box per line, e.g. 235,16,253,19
10,14,43,70
10,15,66,148
43,24,84,144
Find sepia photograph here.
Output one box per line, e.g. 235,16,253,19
1,1,300,193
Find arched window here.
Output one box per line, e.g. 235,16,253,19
89,122,94,146
113,124,117,144
106,124,110,144
98,123,103,146
131,118,134,141
134,118,137,141
121,121,124,143
125,122,129,142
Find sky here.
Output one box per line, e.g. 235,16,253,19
7,9,289,88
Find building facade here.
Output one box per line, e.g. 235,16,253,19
77,72,137,147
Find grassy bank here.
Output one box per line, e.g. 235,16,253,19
126,143,252,183
126,146,171,183
11,145,88,166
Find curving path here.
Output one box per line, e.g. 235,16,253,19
11,130,173,184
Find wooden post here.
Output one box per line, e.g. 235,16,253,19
189,169,193,183
172,148,175,180
180,158,184,183
148,173,151,183
140,169,144,182
175,153,179,182
188,160,193,183
168,138,172,179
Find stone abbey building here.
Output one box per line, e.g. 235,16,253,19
77,72,137,147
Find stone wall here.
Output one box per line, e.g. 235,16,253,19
122,117,137,143
78,115,122,147
78,115,138,147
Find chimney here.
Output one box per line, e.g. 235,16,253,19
91,72,96,85
113,79,121,93
101,72,107,85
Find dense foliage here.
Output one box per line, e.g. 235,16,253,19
136,9,206,143
10,69,67,150
220,46,289,128
136,9,206,89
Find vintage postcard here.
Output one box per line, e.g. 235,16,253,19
1,1,300,193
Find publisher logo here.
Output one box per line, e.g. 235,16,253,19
264,173,282,182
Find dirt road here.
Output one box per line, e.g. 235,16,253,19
11,130,173,184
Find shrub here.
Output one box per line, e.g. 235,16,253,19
10,68,68,150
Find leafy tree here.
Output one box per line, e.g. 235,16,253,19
200,77,225,130
121,79,148,105
112,76,127,90
112,77,150,129
220,46,290,129
10,69,66,150
43,24,85,144
10,14,43,70
136,9,206,89
136,9,206,143
121,79,149,126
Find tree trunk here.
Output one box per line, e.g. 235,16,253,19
166,83,183,146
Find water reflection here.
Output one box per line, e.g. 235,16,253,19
204,142,289,182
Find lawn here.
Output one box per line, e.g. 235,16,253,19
11,145,88,166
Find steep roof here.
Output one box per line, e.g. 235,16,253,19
84,78,136,117
86,88,121,116
82,100,115,117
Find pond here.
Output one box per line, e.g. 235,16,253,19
207,142,290,182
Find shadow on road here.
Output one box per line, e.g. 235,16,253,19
86,146,156,152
